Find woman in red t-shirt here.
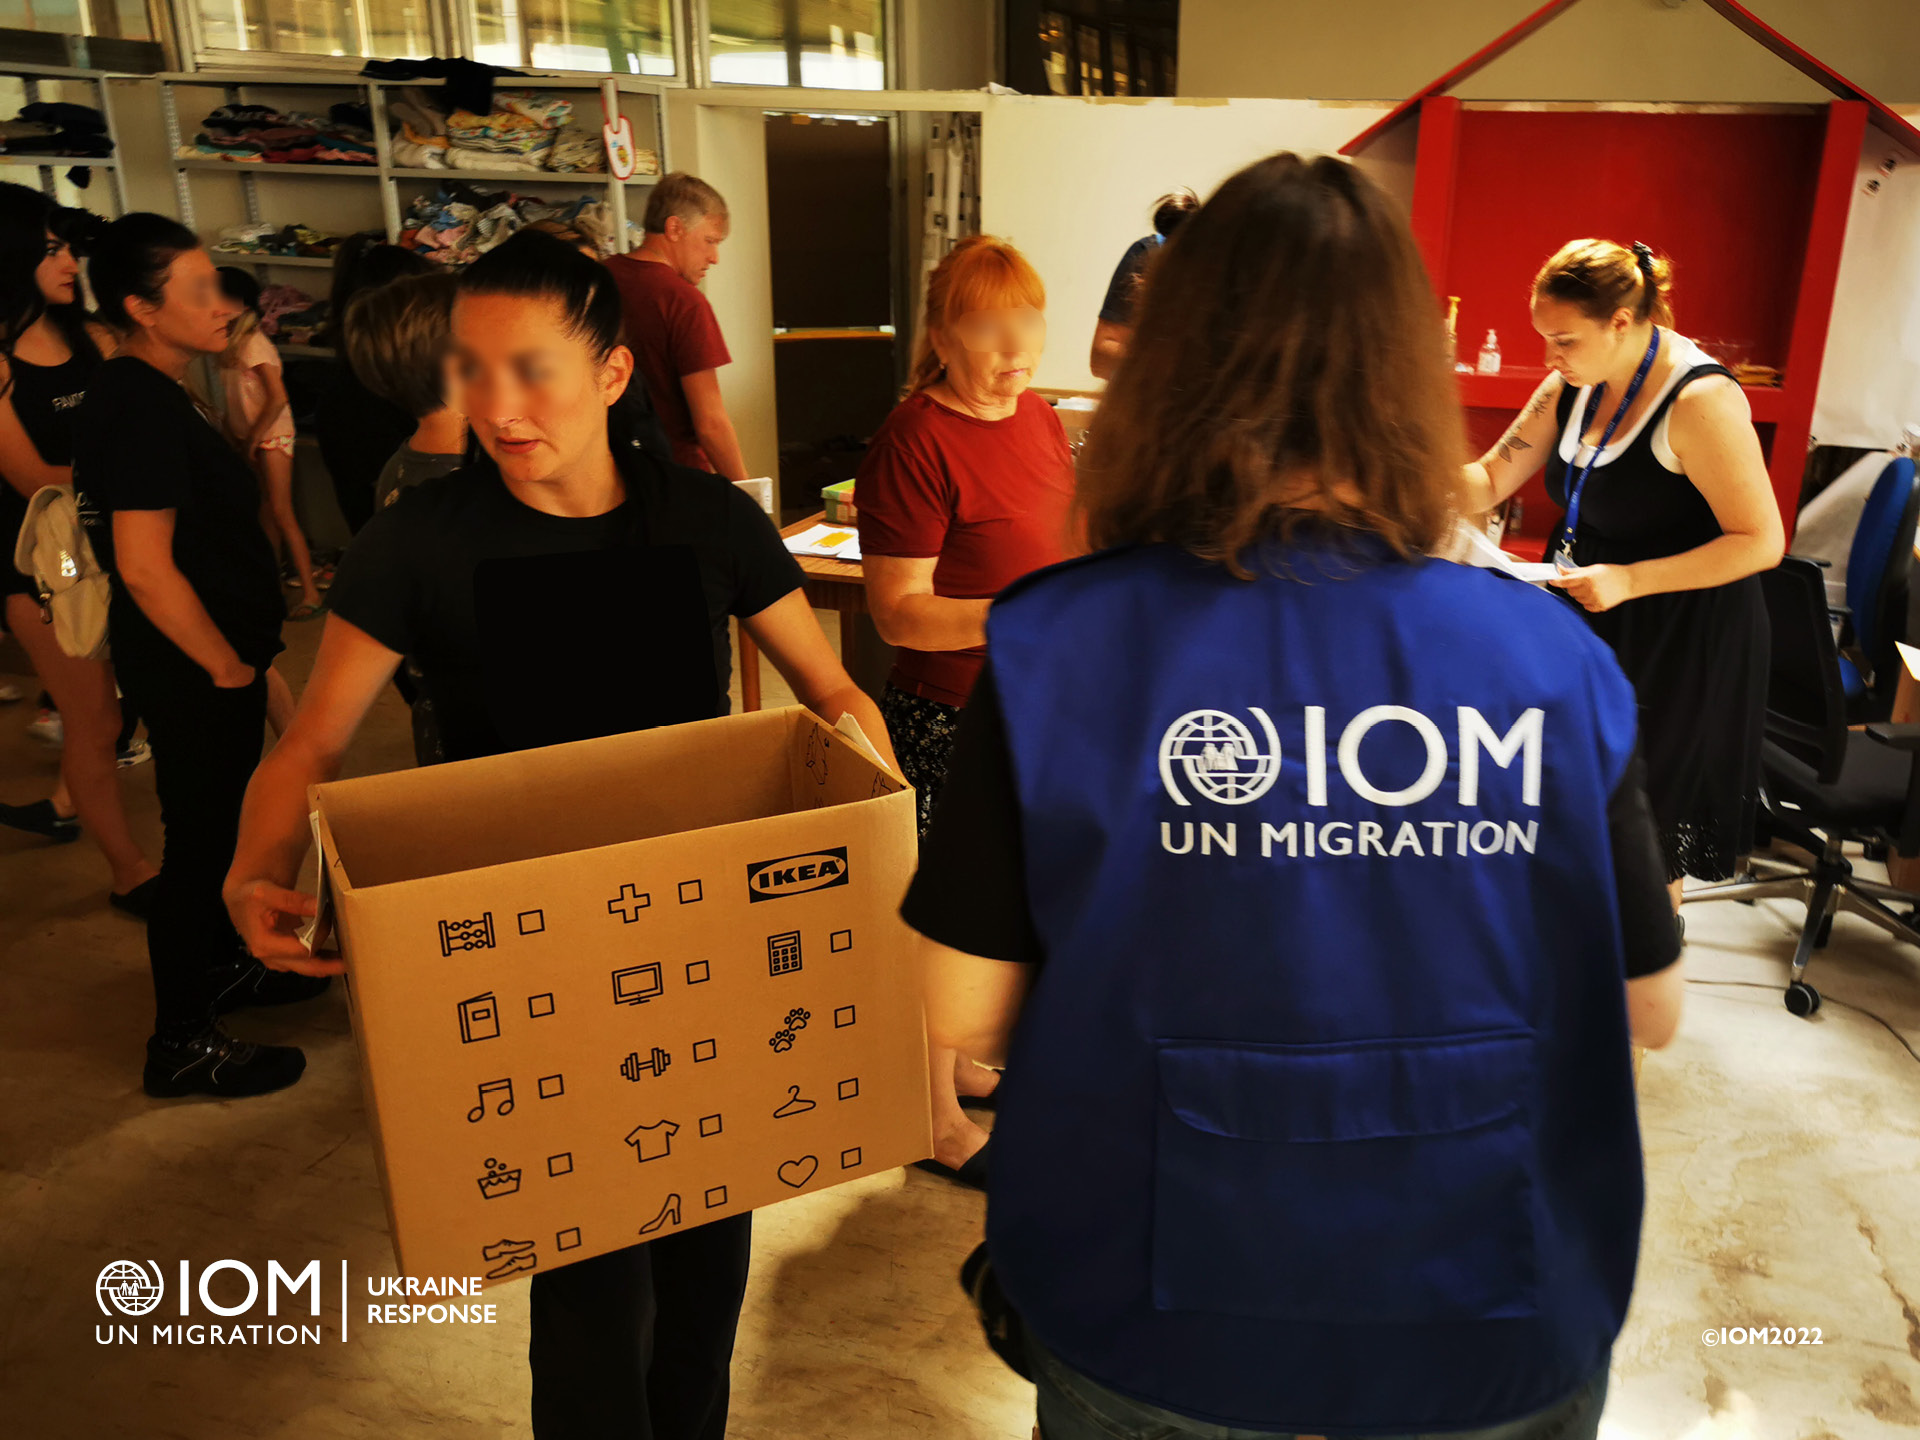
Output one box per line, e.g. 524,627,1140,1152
859,235,1076,1186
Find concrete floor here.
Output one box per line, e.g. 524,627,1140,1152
2,613,1919,1439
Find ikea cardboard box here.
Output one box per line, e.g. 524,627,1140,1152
311,707,931,1288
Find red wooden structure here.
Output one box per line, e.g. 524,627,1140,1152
1341,0,1920,548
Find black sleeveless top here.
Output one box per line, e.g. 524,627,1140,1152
1542,334,1733,564
1541,333,1768,884
3,319,101,590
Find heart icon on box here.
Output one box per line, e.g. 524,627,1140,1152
776,1156,819,1188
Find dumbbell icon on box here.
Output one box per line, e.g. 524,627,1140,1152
621,1047,671,1083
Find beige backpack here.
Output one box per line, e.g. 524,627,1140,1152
13,484,110,659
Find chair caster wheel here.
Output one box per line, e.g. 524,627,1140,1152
1865,838,1890,862
1785,981,1822,1018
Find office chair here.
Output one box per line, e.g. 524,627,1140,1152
1835,455,1919,721
1684,555,1920,1016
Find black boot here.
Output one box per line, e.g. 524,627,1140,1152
143,1023,306,1098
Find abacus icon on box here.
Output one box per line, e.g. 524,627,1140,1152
440,913,496,955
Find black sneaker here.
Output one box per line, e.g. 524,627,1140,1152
0,798,80,843
143,1024,306,1098
210,957,333,1015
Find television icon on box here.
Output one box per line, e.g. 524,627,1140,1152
611,963,664,1006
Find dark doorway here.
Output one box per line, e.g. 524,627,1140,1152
764,111,898,525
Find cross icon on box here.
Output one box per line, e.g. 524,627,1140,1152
608,884,651,923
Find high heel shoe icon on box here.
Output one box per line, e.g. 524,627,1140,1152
637,1194,682,1236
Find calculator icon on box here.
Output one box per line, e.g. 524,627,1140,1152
767,931,802,976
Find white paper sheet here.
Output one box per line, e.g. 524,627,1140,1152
784,523,862,563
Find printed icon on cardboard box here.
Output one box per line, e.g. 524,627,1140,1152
777,1156,820,1188
467,1077,514,1122
477,1157,521,1200
607,883,651,922
773,1085,816,1118
458,991,501,1044
638,1194,682,1235
518,909,545,935
747,847,850,903
767,930,803,976
440,913,496,955
768,1007,811,1052
611,963,664,1005
624,1118,679,1163
620,1047,671,1082
481,1238,537,1279
806,729,829,783
557,1228,581,1251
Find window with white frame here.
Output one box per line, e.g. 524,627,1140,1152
708,0,885,89
171,0,889,87
467,0,677,76
189,0,435,60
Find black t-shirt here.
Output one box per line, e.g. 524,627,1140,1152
327,451,805,761
903,664,1683,980
1098,235,1159,327
73,355,287,671
316,359,415,536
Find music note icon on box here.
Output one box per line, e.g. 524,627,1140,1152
468,1078,514,1123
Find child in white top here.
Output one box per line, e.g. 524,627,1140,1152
217,267,320,618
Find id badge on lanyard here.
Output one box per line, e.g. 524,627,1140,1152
1553,328,1661,571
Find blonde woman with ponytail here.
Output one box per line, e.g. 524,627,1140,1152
1463,238,1783,904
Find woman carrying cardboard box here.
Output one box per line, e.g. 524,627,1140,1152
222,230,897,1440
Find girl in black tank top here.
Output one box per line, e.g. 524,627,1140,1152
0,180,159,909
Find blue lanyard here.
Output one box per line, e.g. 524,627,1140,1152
1554,328,1662,568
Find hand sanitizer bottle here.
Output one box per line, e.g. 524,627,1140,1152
1476,329,1502,376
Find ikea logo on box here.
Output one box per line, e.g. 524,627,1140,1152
747,848,850,902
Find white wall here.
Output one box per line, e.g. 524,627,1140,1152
1179,0,1920,104
1813,129,1920,449
977,97,1389,392
897,0,997,92
669,95,783,482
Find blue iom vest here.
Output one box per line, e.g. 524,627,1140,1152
985,539,1646,1434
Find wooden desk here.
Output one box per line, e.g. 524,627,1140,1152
738,512,868,712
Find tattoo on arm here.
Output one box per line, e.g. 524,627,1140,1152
1525,389,1553,420
1495,430,1533,466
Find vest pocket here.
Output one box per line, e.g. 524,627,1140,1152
1150,1033,1539,1324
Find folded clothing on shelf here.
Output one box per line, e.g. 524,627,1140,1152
184,104,377,165
397,185,622,267
210,222,347,261
1,102,114,158
258,283,324,340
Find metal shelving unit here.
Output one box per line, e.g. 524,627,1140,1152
0,61,130,215
158,69,670,257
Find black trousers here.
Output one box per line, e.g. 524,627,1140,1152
528,1215,753,1440
118,654,266,1035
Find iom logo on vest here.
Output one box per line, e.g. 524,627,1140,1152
747,848,850,902
1157,705,1544,861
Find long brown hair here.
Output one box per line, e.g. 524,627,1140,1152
1079,152,1464,576
907,235,1045,395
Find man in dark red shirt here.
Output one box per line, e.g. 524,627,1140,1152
606,173,749,480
